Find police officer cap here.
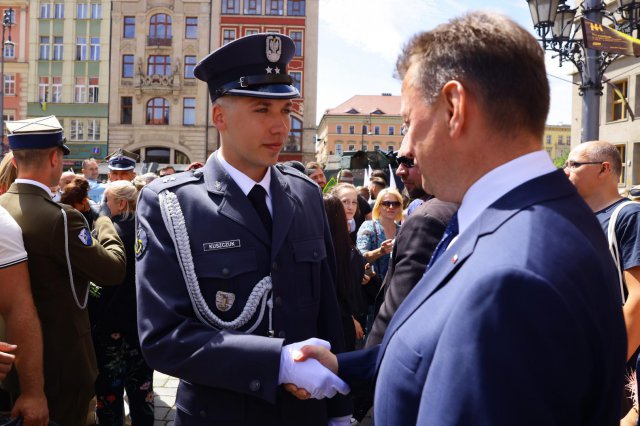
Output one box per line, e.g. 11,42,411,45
105,148,138,171
194,33,299,102
6,115,70,155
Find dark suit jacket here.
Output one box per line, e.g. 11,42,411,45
338,171,626,426
366,197,457,347
136,154,350,425
0,183,126,426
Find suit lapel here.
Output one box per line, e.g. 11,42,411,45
269,167,296,259
375,170,577,370
204,154,271,246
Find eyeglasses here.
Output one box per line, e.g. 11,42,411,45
397,156,415,168
562,160,603,170
380,201,402,208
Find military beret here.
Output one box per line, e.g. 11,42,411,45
105,148,138,171
194,33,299,102
6,115,70,155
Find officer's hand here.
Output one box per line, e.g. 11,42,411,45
0,342,16,380
279,338,349,400
11,391,49,426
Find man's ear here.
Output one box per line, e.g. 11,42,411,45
441,80,465,139
211,103,226,130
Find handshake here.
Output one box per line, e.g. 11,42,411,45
278,338,350,400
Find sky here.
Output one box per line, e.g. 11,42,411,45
316,0,575,125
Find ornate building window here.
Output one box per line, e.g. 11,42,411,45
266,0,284,15
146,97,169,125
149,13,172,45
148,55,171,76
285,116,302,151
123,16,135,38
185,17,197,38
287,0,305,16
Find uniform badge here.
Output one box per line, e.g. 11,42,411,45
78,228,92,246
215,291,236,312
135,227,148,258
265,35,282,63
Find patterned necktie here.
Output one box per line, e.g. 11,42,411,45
247,185,272,236
426,212,459,270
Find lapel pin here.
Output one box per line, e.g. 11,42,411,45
451,254,459,264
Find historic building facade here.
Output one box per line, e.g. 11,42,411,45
1,1,29,154
108,0,212,168
213,0,318,163
26,0,110,167
315,94,403,169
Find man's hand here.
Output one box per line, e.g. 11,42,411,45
279,338,349,400
0,342,16,380
11,392,49,426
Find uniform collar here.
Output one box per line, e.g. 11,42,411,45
216,151,272,213
14,178,54,198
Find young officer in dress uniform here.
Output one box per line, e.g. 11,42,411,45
0,116,127,426
135,34,352,426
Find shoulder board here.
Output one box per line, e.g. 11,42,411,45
146,169,203,192
275,164,316,186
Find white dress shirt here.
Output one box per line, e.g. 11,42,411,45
216,151,273,215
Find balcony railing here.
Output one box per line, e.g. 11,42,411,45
147,37,172,47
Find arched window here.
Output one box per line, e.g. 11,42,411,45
146,97,169,125
149,13,172,44
285,116,302,152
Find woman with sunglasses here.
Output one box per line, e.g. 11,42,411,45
356,188,403,336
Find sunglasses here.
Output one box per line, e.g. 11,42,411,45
397,156,415,168
380,201,402,208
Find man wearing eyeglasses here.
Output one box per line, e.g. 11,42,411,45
565,140,640,416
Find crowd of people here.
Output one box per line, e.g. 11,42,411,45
1,11,640,426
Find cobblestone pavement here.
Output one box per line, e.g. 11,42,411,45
150,371,372,426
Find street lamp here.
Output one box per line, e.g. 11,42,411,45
526,0,640,142
0,8,14,153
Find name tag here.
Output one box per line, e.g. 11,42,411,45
203,239,241,251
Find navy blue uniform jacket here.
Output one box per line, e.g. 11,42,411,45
338,170,626,426
136,154,350,425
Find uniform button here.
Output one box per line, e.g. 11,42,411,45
199,410,206,418
278,330,286,338
271,261,278,271
274,296,283,307
249,380,261,392
221,267,230,276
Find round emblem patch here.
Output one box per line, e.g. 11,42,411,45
135,227,148,258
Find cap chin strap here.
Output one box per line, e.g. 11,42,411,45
215,74,292,98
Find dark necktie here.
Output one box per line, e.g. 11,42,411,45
247,185,272,236
426,212,459,270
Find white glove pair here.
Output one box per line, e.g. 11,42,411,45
278,338,351,399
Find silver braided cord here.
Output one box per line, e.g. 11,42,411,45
159,190,273,332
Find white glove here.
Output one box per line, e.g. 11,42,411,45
328,415,352,426
278,338,351,399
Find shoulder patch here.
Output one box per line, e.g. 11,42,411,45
135,226,148,258
78,228,93,246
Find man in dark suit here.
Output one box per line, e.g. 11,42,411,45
288,12,626,426
0,116,126,426
365,139,457,347
135,34,351,426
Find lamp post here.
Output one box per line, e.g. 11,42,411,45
526,0,640,142
0,8,14,152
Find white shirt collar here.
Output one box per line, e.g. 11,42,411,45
457,150,556,236
216,150,273,214
14,178,55,198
